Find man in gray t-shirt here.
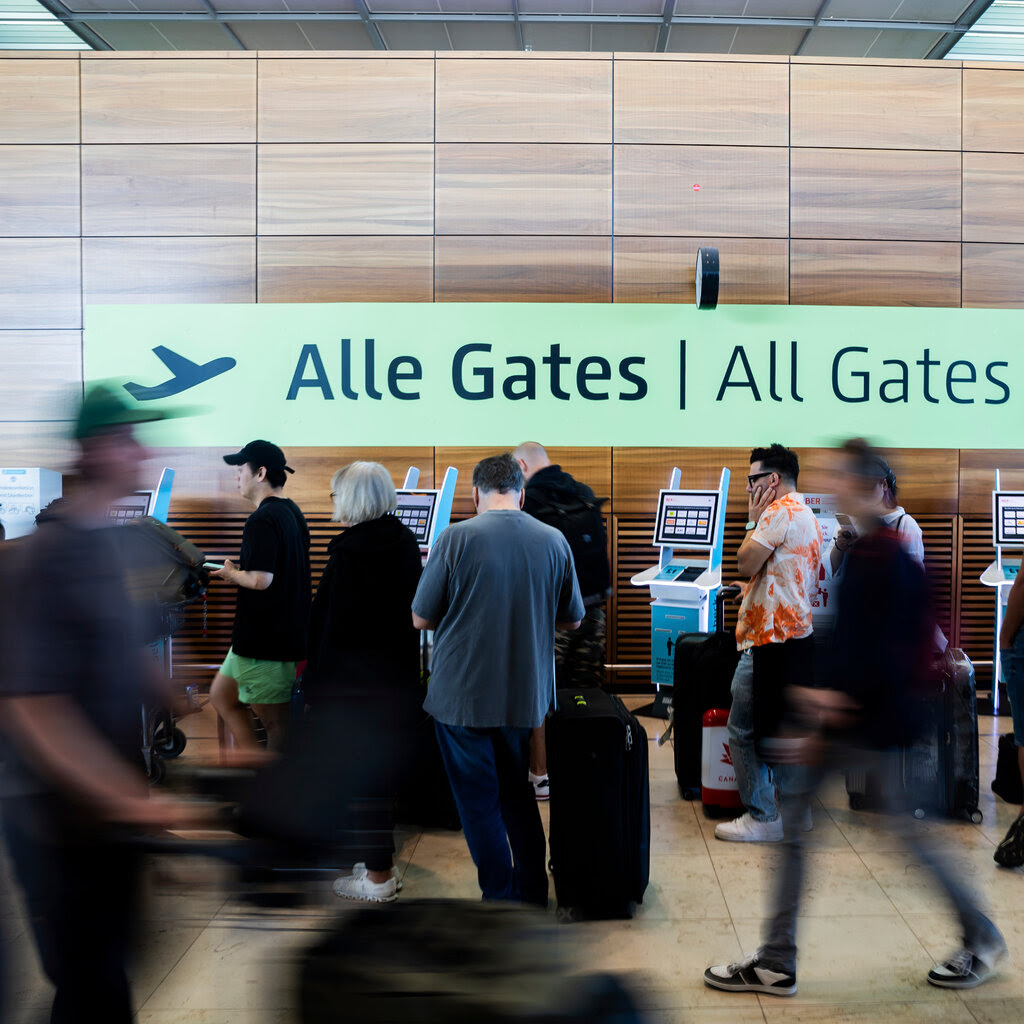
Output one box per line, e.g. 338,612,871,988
412,453,583,907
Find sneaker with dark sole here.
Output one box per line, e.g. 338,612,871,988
704,952,796,996
927,943,1008,989
529,771,550,801
994,815,1024,868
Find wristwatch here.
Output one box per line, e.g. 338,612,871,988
745,520,757,531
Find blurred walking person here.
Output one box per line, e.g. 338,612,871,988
704,438,1007,997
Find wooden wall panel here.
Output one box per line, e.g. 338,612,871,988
614,146,789,238
964,68,1024,154
961,243,1024,308
258,58,433,143
613,237,788,304
0,58,79,144
80,58,256,143
958,452,1024,516
258,144,434,235
258,236,434,303
0,238,80,329
963,152,1024,243
0,422,77,470
0,332,81,423
436,58,611,143
789,240,961,307
790,148,961,241
791,63,961,151
614,59,788,146
82,237,255,305
435,144,611,235
81,144,255,236
154,446,436,513
433,446,612,515
0,145,79,237
434,236,611,302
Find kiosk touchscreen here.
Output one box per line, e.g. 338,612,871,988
109,467,174,526
631,468,730,718
394,489,438,548
980,479,1024,714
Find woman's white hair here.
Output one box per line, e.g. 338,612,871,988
331,461,396,525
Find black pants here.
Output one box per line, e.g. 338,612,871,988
2,796,142,1024
751,634,816,752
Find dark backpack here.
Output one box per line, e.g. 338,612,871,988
528,488,611,602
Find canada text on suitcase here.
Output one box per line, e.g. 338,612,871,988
547,688,650,921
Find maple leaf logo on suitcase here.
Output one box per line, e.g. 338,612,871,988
721,743,733,767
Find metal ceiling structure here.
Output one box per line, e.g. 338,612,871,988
0,1,1006,58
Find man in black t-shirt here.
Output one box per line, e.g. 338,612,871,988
210,440,311,754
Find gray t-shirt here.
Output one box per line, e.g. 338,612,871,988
413,509,585,729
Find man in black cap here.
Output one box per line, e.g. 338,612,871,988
0,383,194,1023
210,440,311,755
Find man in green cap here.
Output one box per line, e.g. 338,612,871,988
0,383,192,1024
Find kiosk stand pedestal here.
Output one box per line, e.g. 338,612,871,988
981,472,1023,716
630,468,730,719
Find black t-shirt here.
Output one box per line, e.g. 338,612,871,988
232,496,311,661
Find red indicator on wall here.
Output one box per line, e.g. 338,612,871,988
692,183,701,191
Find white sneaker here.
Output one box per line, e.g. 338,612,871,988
529,771,550,801
333,872,398,903
351,862,403,891
715,812,783,843
927,941,1008,989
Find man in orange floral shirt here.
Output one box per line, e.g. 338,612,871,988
715,444,822,844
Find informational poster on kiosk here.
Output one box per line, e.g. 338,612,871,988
0,468,62,540
85,303,1024,449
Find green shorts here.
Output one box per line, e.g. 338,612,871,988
219,647,297,705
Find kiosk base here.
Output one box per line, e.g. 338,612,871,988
632,688,673,721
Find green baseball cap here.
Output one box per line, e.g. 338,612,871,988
75,382,171,440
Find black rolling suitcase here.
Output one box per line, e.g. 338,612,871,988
670,587,740,799
546,688,650,921
846,648,982,822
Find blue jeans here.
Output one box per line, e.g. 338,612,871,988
727,651,778,822
1003,629,1024,746
434,722,548,907
760,746,1003,975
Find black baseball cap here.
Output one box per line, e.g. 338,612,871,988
223,440,294,475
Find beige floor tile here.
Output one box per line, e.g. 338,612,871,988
138,1012,294,1023
957,994,1024,1024
759,999,977,1023
859,844,1016,918
637,853,732,920
715,848,897,920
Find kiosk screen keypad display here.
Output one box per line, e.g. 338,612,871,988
994,492,1024,547
653,490,720,549
394,490,438,547
108,491,153,524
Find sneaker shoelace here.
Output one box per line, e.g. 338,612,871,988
729,952,761,973
943,948,974,976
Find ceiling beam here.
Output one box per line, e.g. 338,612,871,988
42,11,985,35
926,0,995,60
198,0,244,50
512,0,524,51
33,0,111,49
795,0,831,57
656,0,675,53
354,0,386,50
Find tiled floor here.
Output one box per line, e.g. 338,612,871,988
3,703,1024,1024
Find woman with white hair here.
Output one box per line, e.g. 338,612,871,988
304,461,422,903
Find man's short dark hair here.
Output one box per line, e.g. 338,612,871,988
473,453,524,495
750,443,799,486
247,462,287,489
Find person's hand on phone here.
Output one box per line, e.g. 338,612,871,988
748,482,776,526
835,526,857,552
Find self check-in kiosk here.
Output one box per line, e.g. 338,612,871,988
109,466,175,525
981,472,1024,715
630,467,730,718
396,464,458,561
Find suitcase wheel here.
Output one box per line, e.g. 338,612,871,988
556,906,583,924
970,809,984,825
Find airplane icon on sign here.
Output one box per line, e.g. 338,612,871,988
123,346,236,401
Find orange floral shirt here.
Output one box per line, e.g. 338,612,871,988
736,492,822,651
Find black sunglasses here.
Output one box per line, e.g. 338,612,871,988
747,471,774,488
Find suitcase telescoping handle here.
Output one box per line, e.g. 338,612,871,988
716,584,741,633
